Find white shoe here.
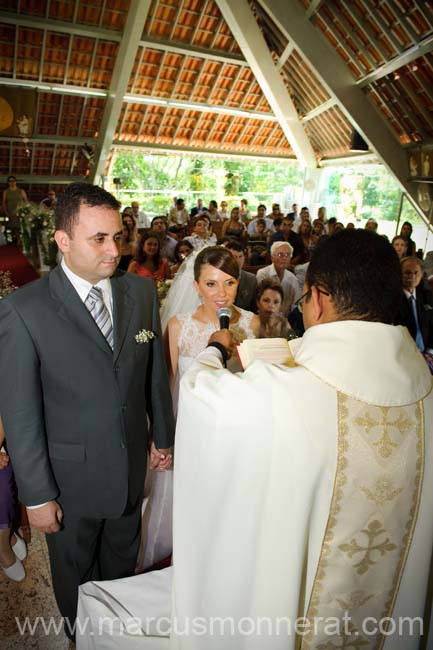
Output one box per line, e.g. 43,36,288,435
12,534,27,561
2,558,25,582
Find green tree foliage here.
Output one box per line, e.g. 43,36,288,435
111,152,303,214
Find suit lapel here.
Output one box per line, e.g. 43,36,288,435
111,274,135,364
49,265,112,356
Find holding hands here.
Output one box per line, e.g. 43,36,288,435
150,442,173,471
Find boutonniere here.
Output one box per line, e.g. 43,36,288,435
135,329,157,344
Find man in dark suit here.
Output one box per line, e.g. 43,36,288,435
397,255,433,352
0,183,175,639
226,240,257,312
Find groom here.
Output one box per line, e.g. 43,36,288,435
0,183,174,638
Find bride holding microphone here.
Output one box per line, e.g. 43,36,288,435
137,245,259,571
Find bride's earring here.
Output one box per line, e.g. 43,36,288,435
198,294,203,304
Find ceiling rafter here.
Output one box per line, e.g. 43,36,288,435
111,140,294,160
386,0,420,43
215,0,316,167
306,1,324,20
139,37,246,64
333,4,378,70
89,0,153,183
258,0,428,220
302,98,336,122
0,10,122,42
362,0,403,54
358,33,433,87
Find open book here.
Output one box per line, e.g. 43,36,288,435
236,337,297,370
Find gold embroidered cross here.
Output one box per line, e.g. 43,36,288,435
355,407,412,458
339,520,397,575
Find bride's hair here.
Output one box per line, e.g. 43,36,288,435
193,246,240,282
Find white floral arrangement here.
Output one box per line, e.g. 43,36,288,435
135,329,157,344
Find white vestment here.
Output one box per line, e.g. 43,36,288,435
78,321,433,650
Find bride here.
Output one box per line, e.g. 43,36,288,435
137,246,259,571
166,246,260,387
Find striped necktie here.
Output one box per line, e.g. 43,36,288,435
85,286,114,349
410,294,424,352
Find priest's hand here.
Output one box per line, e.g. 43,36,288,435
150,442,173,471
27,501,63,534
209,329,233,358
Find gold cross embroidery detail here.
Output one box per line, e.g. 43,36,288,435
339,520,397,575
355,407,412,458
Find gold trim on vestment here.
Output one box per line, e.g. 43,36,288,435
298,393,424,650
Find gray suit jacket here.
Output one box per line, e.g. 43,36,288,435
235,269,257,312
0,266,174,519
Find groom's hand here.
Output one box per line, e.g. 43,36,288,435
27,501,63,534
150,442,173,471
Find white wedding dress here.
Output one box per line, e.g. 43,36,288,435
137,249,256,571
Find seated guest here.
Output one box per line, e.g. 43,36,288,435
190,198,208,218
131,201,151,228
122,209,138,248
248,204,274,235
218,200,229,220
40,187,57,211
184,216,217,251
226,240,257,312
327,217,338,235
392,235,408,260
298,220,314,258
117,224,135,271
169,198,189,226
287,202,301,232
248,218,270,265
397,256,433,356
256,241,301,316
170,240,194,275
221,207,246,242
239,198,250,223
365,218,378,232
400,221,416,256
128,232,170,282
256,278,290,338
267,203,284,221
207,200,221,222
268,216,304,266
151,216,177,262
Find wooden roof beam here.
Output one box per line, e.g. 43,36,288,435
0,10,121,41
89,0,152,184
258,0,430,221
215,0,317,168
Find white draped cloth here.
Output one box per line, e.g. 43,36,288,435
78,321,433,650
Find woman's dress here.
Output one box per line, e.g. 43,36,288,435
128,259,169,282
136,307,256,572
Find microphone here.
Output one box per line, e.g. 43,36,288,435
217,307,232,330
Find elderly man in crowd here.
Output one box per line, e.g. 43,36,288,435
256,241,301,316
